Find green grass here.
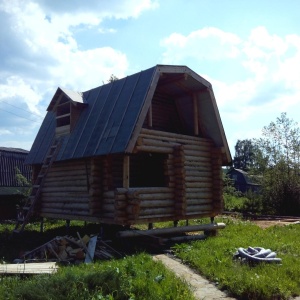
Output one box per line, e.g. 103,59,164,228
0,221,194,300
172,217,300,300
0,253,194,300
1,218,300,299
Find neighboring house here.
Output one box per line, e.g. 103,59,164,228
226,168,260,193
0,147,31,219
25,64,232,226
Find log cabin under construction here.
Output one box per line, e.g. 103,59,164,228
24,65,232,228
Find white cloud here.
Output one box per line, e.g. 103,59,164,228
161,26,300,152
0,0,158,149
161,27,241,63
0,76,42,115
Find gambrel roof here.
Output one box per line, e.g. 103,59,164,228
26,65,231,165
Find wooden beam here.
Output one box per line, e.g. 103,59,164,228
148,104,152,127
123,155,130,188
117,223,226,238
193,93,199,136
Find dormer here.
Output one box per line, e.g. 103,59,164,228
47,87,87,137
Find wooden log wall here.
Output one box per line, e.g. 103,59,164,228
143,94,184,134
89,157,103,215
40,159,91,218
131,128,223,222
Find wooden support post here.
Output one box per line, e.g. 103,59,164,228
40,218,44,233
123,155,130,189
148,104,152,128
193,93,199,136
66,219,70,234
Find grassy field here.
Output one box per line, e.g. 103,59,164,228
0,221,194,300
0,218,299,299
173,217,300,299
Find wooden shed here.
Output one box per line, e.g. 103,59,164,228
23,65,232,228
0,147,31,220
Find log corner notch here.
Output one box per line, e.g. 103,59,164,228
173,144,186,218
211,147,224,215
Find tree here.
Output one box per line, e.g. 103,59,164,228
233,139,256,171
255,113,300,215
108,74,118,83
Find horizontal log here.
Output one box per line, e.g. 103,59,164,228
161,234,206,244
41,207,89,216
137,137,180,148
102,198,115,205
139,207,174,216
186,192,213,198
185,182,213,188
186,199,212,205
103,191,115,198
140,129,212,145
185,187,212,193
115,200,127,209
42,186,89,193
186,204,213,213
41,202,89,210
116,187,172,194
99,212,115,219
41,191,89,198
184,161,211,168
41,195,89,203
135,145,173,154
169,176,212,183
185,170,212,177
40,192,90,202
140,199,174,208
183,144,212,151
184,155,211,163
50,163,87,173
137,192,174,201
102,203,115,212
117,222,226,238
44,180,88,188
126,205,140,215
46,171,88,179
184,149,211,158
185,175,212,181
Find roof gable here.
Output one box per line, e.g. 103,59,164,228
26,65,231,165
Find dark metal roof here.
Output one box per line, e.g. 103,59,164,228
0,148,31,187
26,65,232,165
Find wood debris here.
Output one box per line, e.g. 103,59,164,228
21,234,122,264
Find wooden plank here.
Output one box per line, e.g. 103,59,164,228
85,236,97,263
0,262,58,274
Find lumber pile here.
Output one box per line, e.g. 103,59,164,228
20,234,122,263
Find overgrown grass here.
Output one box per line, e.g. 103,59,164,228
173,217,300,300
1,218,300,299
0,221,194,300
0,253,194,300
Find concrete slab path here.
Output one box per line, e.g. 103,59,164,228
153,254,235,300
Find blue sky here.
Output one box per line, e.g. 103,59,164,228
0,0,300,156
